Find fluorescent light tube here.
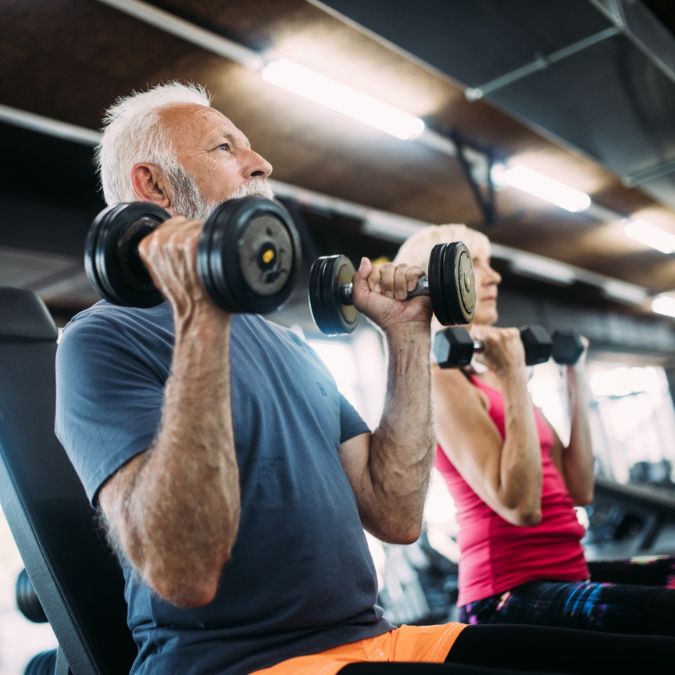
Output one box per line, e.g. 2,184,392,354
261,59,425,140
602,279,647,305
652,294,675,318
624,220,675,254
492,163,591,212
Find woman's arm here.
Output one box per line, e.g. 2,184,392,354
433,327,543,526
550,354,595,505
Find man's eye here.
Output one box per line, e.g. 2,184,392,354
218,143,231,152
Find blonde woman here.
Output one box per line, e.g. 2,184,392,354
395,224,675,636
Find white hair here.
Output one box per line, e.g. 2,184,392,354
394,224,491,331
394,223,490,272
96,81,212,206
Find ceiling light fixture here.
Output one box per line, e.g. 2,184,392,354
602,279,647,305
652,294,675,318
623,219,675,254
491,163,591,213
261,58,425,140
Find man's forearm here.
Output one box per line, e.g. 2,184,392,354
124,308,240,605
368,325,433,542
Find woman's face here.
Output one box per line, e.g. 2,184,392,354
471,246,502,326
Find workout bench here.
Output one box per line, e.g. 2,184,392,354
0,287,136,674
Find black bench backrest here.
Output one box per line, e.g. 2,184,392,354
0,287,136,674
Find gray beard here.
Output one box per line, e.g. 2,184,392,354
170,167,274,220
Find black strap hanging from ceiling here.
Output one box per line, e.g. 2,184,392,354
433,125,497,227
451,130,497,227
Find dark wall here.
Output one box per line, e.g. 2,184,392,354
0,122,104,256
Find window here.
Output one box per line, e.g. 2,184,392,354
528,358,675,488
587,362,675,486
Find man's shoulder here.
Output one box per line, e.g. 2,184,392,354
58,302,174,373
63,301,171,339
235,315,329,374
237,314,304,346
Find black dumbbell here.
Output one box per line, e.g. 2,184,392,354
434,325,553,368
552,330,585,365
308,242,476,335
84,197,301,313
16,568,47,624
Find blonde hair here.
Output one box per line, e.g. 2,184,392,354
393,224,490,271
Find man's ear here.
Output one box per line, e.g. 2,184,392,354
130,163,171,208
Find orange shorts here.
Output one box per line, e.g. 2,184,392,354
251,623,467,675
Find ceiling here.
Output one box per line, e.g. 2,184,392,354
1,0,675,321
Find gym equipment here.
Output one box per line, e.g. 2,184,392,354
0,287,136,674
434,325,553,368
551,330,585,365
84,197,301,314
16,568,48,624
308,242,475,335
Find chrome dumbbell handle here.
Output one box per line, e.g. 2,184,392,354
338,277,430,305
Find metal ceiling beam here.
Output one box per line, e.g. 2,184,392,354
591,0,675,86
95,0,264,70
623,158,675,188
465,26,621,102
0,104,101,145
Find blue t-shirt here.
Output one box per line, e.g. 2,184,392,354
55,301,393,675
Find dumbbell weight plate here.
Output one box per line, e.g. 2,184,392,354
84,202,169,307
520,325,553,366
198,197,301,314
552,330,584,365
428,242,476,326
15,568,47,624
308,255,360,335
433,327,475,368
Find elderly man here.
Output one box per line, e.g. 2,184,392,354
56,83,675,675
55,82,462,674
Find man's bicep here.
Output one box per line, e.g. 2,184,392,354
338,432,372,502
98,451,149,557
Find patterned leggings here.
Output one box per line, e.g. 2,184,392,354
458,555,675,636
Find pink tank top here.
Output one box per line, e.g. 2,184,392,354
436,375,589,606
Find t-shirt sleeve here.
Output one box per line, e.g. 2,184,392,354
339,392,370,444
282,328,371,443
55,315,165,506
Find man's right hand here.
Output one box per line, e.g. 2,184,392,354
138,216,227,321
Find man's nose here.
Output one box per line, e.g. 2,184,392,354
243,149,273,179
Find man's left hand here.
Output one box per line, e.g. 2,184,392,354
351,257,432,334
